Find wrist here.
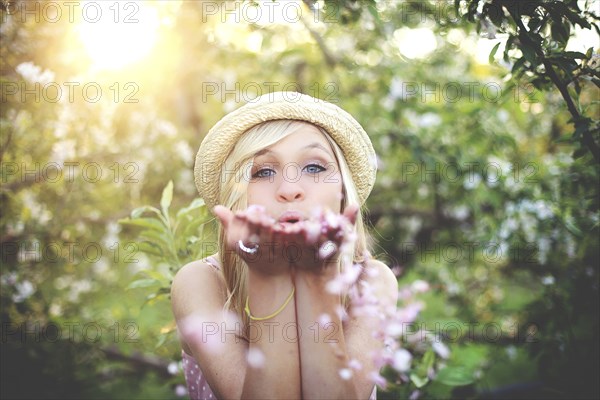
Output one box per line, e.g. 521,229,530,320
295,268,341,300
295,260,339,281
248,268,291,289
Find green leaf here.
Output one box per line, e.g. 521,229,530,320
435,366,476,386
155,332,169,349
131,205,161,219
466,0,478,22
141,287,171,308
137,241,164,257
484,2,504,27
139,269,170,283
367,2,382,28
573,118,592,139
182,218,213,243
161,180,174,216
512,57,527,75
127,278,161,290
503,35,516,62
187,236,200,244
176,197,206,219
565,217,583,236
546,2,591,29
489,42,501,64
139,229,171,249
119,217,167,231
562,51,587,59
551,22,569,43
410,373,429,388
423,348,435,370
586,47,594,59
520,41,537,65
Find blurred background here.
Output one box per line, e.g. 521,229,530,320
1,0,598,399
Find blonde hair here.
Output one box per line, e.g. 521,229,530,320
216,120,372,330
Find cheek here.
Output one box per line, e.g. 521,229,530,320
321,176,343,211
246,183,260,205
247,181,275,206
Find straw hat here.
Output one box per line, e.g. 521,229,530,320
194,91,377,210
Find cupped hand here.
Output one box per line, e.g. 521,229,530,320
213,204,359,275
213,204,282,276
279,204,358,273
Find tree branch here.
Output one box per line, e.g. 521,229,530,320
101,345,173,378
300,0,337,68
512,12,600,162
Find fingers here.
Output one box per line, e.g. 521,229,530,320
213,205,232,230
343,204,359,225
215,204,274,251
214,204,360,267
244,206,276,248
214,205,251,249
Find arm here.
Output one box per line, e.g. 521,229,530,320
242,269,301,399
171,260,301,399
171,260,247,399
294,259,398,399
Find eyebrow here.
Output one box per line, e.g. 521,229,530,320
254,142,334,158
304,142,334,157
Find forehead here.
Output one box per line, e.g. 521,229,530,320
272,123,331,148
250,121,338,160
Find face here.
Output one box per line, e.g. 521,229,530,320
247,124,343,223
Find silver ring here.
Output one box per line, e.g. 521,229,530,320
238,239,258,254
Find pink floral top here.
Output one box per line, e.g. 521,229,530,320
182,350,216,400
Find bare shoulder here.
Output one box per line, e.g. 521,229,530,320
173,257,221,282
363,258,399,305
170,257,226,318
171,258,223,293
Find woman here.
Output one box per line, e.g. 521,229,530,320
171,92,398,399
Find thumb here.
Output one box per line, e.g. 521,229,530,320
343,204,359,225
213,205,232,230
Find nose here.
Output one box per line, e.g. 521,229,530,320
276,174,305,203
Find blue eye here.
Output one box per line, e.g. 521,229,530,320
252,168,275,179
304,164,326,174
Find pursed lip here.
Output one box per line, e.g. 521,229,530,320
278,211,305,224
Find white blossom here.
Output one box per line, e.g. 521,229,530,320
16,62,54,84
392,348,412,372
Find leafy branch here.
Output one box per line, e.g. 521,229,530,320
119,181,215,306
458,0,600,162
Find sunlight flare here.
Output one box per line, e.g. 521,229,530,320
76,1,160,70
